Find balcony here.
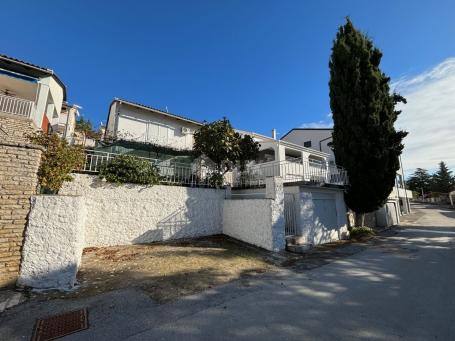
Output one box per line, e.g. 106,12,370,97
231,158,349,188
0,93,35,119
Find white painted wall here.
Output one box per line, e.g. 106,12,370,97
17,195,86,290
281,129,335,160
59,174,225,247
223,199,276,250
223,177,286,252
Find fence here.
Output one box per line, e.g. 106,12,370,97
80,150,214,187
231,158,348,188
0,94,35,118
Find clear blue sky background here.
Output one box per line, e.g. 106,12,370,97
3,0,455,139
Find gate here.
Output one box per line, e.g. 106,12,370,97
284,193,297,236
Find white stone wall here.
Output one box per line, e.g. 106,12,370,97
223,199,274,250
60,174,225,247
223,177,286,252
17,195,86,290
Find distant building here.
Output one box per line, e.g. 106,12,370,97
0,54,67,134
281,126,412,220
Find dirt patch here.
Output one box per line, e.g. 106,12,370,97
41,236,276,303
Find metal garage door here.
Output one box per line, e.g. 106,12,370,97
309,192,338,245
312,192,338,231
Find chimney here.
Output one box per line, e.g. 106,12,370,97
272,128,277,140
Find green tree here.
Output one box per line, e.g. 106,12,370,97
407,168,432,197
27,132,85,193
329,18,408,225
431,161,454,193
75,116,101,144
193,118,259,186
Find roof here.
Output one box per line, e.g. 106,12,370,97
0,54,67,101
112,98,204,126
281,127,334,140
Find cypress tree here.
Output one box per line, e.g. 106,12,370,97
432,161,455,193
329,18,408,224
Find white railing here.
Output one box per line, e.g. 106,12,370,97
0,94,35,118
80,150,214,187
232,158,348,188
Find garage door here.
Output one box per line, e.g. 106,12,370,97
311,192,338,244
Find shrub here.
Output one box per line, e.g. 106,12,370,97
27,132,85,193
99,154,160,185
349,226,375,239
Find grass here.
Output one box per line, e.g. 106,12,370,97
48,236,275,303
349,226,375,239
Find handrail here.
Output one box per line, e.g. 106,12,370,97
0,93,35,118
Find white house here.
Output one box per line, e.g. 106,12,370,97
281,128,335,159
281,127,412,224
103,98,348,187
0,54,67,134
105,98,202,151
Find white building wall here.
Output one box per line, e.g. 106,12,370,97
282,129,334,160
110,103,200,150
59,174,225,247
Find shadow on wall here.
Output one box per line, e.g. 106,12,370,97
310,217,342,245
133,193,222,244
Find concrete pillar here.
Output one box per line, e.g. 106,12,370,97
265,177,286,251
225,185,232,199
34,82,50,128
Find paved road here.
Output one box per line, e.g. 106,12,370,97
1,204,455,340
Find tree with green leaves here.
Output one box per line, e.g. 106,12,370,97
407,168,432,197
431,161,454,193
329,18,408,225
193,118,259,186
75,116,101,145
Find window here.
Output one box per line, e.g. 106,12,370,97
303,140,312,148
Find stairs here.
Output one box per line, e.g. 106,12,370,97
285,235,313,254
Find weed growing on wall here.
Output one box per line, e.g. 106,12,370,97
27,132,85,193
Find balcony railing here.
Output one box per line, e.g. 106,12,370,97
79,150,214,187
231,158,348,188
0,93,35,118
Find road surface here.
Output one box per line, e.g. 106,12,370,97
1,204,454,340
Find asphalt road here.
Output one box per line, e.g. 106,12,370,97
1,203,454,340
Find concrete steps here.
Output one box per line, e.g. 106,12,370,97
285,236,313,254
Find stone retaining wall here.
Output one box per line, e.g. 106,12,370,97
0,114,42,287
60,174,225,247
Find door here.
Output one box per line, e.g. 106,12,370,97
284,193,297,236
310,192,338,244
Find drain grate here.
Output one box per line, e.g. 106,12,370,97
31,308,89,341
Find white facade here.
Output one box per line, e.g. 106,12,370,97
0,55,66,132
105,99,202,150
50,102,79,143
281,128,334,160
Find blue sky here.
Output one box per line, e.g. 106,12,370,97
3,1,455,172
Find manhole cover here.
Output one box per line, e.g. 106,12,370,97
31,308,89,341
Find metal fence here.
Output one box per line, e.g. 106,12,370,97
80,150,214,187
231,158,348,188
80,150,348,189
0,94,35,118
